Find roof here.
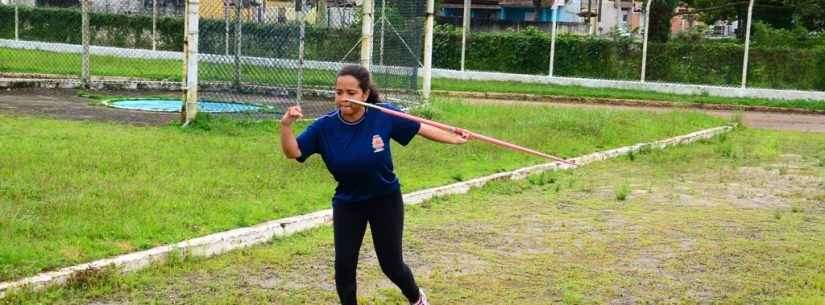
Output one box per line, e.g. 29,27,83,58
441,0,500,5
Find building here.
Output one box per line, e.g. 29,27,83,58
706,20,738,38
498,0,582,23
440,0,583,23
440,0,501,21
439,0,588,33
437,0,644,36
670,4,705,35
199,0,321,23
578,0,642,36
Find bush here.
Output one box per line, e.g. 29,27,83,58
432,24,825,90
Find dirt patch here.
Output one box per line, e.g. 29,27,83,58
4,88,823,132
0,88,337,126
0,88,178,126
636,155,825,210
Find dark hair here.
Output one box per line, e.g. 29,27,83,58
337,65,380,104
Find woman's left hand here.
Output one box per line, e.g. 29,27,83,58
453,128,471,145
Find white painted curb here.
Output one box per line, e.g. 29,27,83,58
0,125,733,298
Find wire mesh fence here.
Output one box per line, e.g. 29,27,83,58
371,0,424,94
433,0,825,92
193,0,425,118
88,0,184,82
0,0,86,77
4,0,820,122
195,0,306,117
0,0,426,120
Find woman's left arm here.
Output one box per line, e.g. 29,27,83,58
417,124,470,145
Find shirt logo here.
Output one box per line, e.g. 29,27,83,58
372,135,385,153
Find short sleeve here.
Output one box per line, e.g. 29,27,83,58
295,120,322,163
384,103,421,146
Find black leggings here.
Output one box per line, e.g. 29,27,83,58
333,190,420,305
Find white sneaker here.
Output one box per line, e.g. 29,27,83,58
411,288,429,305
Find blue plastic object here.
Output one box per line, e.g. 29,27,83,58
108,99,262,113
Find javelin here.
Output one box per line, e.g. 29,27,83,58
345,98,575,165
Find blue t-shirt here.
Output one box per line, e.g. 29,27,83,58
295,103,421,206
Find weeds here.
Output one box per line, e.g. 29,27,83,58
615,184,630,201
451,173,464,182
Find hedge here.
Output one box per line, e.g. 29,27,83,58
434,25,825,90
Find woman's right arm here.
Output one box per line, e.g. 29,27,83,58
280,106,303,159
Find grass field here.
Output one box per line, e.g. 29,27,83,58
0,48,408,89
0,98,726,282
3,128,823,305
2,47,824,111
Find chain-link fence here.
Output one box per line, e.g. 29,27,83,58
0,0,86,78
432,0,825,92
0,0,184,81
0,0,425,120
193,0,425,118
88,0,185,82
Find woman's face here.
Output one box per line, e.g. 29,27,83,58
335,75,369,116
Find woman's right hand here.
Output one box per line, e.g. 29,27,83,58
281,106,303,127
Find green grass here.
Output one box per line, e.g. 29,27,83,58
432,78,825,112
4,129,824,305
0,98,726,281
3,47,824,111
0,47,409,89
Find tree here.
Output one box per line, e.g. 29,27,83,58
794,0,825,31
681,0,825,32
647,0,680,42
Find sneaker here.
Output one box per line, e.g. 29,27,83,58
411,288,429,305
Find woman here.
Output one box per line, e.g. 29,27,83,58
280,65,469,305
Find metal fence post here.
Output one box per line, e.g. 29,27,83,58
81,0,91,87
234,1,242,88
422,0,434,100
640,0,652,82
741,0,755,90
379,0,386,66
297,0,305,106
14,0,19,41
224,0,229,55
182,0,200,125
549,1,560,77
152,0,158,51
360,0,374,69
460,0,470,71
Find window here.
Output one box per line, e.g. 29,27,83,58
36,0,79,7
143,0,184,12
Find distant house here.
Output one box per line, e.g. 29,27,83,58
706,20,737,38
438,0,588,33
324,0,358,28
498,0,580,23
594,0,642,35
2,0,34,5
440,0,582,23
670,4,705,34
440,0,501,21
